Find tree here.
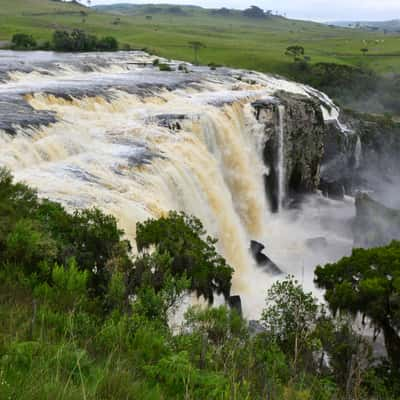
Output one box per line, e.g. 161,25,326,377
188,41,205,65
135,211,233,303
97,36,119,51
261,276,319,372
315,241,400,372
285,45,305,60
243,6,265,18
52,30,118,52
11,33,37,49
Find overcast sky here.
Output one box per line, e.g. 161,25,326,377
91,0,399,21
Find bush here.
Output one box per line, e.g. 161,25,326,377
52,30,119,52
97,36,119,51
11,33,37,50
158,63,172,71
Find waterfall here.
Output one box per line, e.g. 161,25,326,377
0,51,357,318
354,136,362,169
0,90,271,298
277,105,286,211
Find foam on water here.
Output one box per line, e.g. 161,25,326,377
0,51,354,318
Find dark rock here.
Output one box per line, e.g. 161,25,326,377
319,178,345,200
228,295,243,317
253,92,327,211
250,240,281,275
354,193,400,248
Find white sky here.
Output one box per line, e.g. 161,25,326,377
90,0,400,21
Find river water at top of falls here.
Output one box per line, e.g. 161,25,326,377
0,51,354,318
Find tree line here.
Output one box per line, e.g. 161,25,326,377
11,30,119,52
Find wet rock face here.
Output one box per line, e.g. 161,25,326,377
253,92,326,210
354,193,400,248
320,111,400,203
228,295,243,317
320,121,363,198
250,240,281,275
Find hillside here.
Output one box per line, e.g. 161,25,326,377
1,0,400,76
330,19,400,33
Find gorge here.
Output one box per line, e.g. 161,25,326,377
0,50,395,317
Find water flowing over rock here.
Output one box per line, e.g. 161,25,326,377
252,91,331,210
0,50,356,317
250,240,281,275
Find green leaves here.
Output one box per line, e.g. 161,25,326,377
261,276,319,369
52,30,119,52
135,211,233,303
315,241,400,371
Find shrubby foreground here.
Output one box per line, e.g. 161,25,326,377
0,169,399,399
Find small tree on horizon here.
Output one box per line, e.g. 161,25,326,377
188,41,206,65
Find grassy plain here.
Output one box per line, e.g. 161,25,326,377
0,0,400,76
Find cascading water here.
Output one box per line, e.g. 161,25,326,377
277,105,286,211
354,136,362,169
0,51,355,318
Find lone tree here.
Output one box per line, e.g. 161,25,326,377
285,45,305,61
261,276,319,371
315,241,400,372
188,41,206,65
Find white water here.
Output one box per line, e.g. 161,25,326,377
355,136,363,169
277,105,286,211
0,51,355,318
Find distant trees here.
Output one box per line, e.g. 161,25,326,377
188,41,206,65
211,7,231,16
167,6,185,15
9,30,119,52
52,29,118,51
243,5,266,18
11,33,37,50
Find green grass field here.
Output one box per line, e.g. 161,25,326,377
1,0,400,76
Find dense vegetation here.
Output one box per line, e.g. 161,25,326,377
288,59,400,115
1,169,399,399
11,29,118,51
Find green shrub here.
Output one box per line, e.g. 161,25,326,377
11,33,37,49
97,36,119,51
135,211,233,303
158,63,172,71
52,30,118,52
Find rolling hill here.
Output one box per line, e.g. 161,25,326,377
330,19,400,33
0,0,400,76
